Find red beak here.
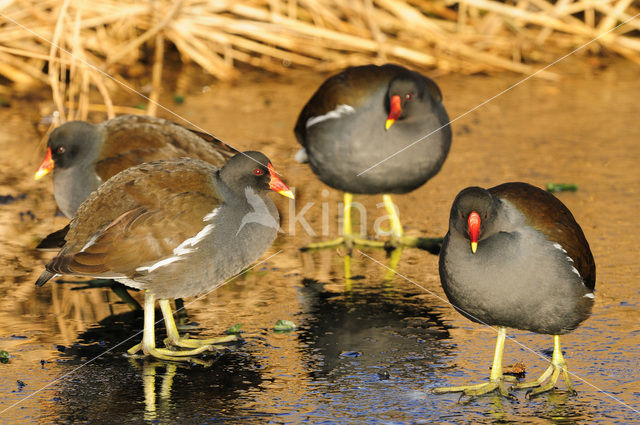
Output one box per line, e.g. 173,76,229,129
385,95,402,130
468,211,481,253
268,163,294,199
35,147,54,180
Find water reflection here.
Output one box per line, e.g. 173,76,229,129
49,351,265,424
50,311,265,424
292,249,456,421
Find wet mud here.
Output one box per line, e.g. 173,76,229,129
0,58,639,423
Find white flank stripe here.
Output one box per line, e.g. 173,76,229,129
571,266,581,277
80,234,100,252
306,104,355,128
584,293,595,299
203,208,219,222
174,224,214,255
136,256,181,273
553,242,567,253
136,207,219,273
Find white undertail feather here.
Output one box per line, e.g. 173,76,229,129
294,148,309,163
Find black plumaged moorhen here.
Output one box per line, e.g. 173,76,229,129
433,182,595,397
35,152,293,361
294,64,451,250
35,114,236,220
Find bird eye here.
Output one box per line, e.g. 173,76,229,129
253,168,263,176
56,146,65,154
405,93,413,101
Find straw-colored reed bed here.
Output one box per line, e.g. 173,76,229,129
1,0,639,121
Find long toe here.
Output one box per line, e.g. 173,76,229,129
300,237,346,252
433,378,513,398
352,237,386,249
513,364,554,390
127,342,143,355
561,367,577,395
164,334,239,349
525,367,561,398
147,345,215,362
301,235,390,252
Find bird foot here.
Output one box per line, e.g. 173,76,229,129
512,362,576,398
300,236,346,252
300,235,386,252
126,342,216,363
433,376,516,398
163,333,239,349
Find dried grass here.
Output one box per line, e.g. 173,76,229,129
0,0,639,120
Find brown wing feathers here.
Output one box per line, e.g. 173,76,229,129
36,158,222,287
94,115,234,181
490,182,596,291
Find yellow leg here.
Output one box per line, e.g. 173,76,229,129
383,247,403,281
344,192,353,237
127,292,217,361
142,361,157,421
344,253,353,291
301,192,386,251
512,335,576,397
301,193,442,252
139,360,183,422
382,194,403,239
381,195,443,250
433,327,514,397
159,299,238,349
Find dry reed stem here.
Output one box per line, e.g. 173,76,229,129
147,32,165,116
0,0,639,119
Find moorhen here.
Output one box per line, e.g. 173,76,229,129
434,182,595,397
35,114,236,219
294,64,451,250
35,152,294,361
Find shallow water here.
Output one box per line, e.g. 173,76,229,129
0,59,639,424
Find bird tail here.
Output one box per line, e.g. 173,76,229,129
36,224,69,250
35,270,56,287
294,148,309,164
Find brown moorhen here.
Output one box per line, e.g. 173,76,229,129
35,114,236,220
35,152,294,361
294,64,451,250
433,182,595,397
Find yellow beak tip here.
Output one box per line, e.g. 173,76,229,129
34,170,49,180
471,242,478,253
278,189,295,200
385,119,395,131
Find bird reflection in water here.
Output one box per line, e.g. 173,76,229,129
129,359,180,423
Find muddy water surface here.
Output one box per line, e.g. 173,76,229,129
0,59,639,424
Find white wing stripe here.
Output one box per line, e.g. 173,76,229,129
306,104,355,128
136,207,219,273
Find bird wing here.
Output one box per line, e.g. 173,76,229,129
294,65,400,144
490,182,596,291
95,115,233,180
47,158,223,278
183,127,237,157
36,224,70,250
